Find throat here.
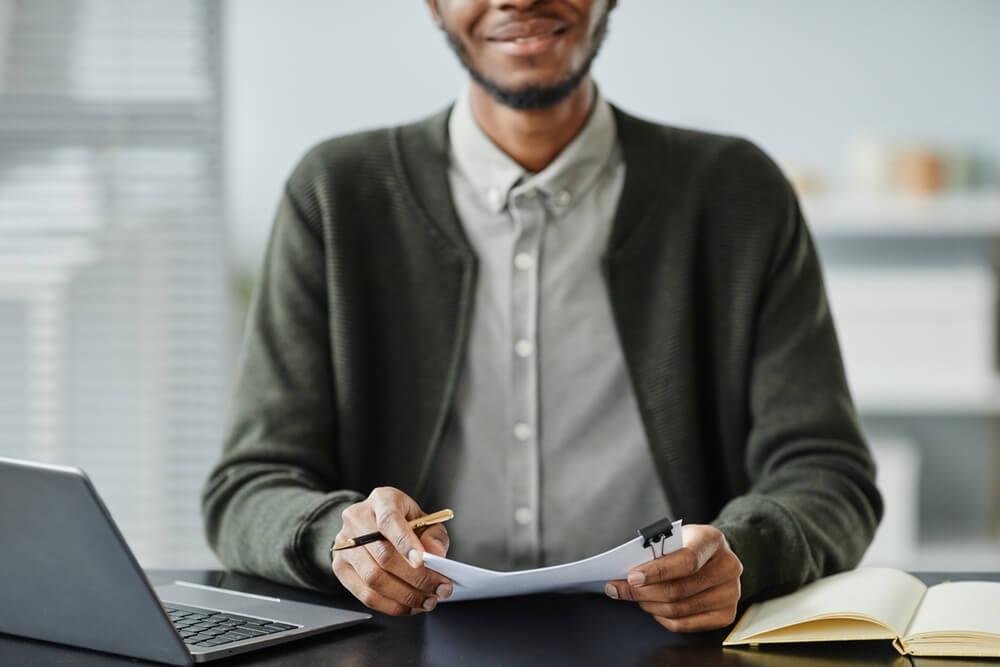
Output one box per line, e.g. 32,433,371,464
468,79,595,173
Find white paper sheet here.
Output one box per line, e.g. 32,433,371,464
423,520,683,601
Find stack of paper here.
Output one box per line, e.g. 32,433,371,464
424,520,683,601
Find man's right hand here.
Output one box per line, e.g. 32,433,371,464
332,487,452,616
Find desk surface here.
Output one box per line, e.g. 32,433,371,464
2,571,997,666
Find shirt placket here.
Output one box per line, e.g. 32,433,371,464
507,187,544,568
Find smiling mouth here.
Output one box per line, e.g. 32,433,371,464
486,18,570,44
507,29,567,44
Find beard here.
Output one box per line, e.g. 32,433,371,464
441,9,610,111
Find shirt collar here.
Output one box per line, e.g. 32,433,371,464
448,84,618,217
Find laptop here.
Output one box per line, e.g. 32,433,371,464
0,456,372,664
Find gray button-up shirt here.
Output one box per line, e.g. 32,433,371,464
424,87,671,570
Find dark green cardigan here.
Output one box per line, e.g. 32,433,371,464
201,105,882,604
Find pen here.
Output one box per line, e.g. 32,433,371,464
330,509,455,552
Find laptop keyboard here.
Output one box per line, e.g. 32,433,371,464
164,603,300,649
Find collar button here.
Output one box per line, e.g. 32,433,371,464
486,187,503,211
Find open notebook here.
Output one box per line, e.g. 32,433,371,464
424,520,683,601
724,568,1000,657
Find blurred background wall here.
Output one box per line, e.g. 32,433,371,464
1,0,998,570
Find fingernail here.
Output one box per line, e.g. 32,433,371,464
604,583,619,599
422,597,437,611
408,548,422,567
628,571,646,586
436,584,451,599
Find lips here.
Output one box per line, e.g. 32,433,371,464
486,18,569,43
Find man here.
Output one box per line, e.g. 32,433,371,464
202,0,882,632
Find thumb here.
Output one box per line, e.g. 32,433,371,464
419,525,450,557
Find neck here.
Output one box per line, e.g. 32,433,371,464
468,77,595,174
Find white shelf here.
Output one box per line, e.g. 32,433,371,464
856,394,1000,417
804,192,1000,237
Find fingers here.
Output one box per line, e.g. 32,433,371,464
605,547,741,602
333,540,452,615
629,524,722,586
332,487,453,615
652,607,740,633
419,524,450,557
332,554,430,616
369,488,426,567
636,580,740,620
346,545,444,609
604,523,744,633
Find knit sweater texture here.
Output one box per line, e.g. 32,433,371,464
201,105,883,604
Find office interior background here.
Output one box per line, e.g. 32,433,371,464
1,0,998,571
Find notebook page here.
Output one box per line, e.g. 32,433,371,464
727,568,925,642
424,520,683,601
904,581,1000,638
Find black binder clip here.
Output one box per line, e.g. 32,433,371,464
638,517,674,560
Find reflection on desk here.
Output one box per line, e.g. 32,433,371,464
0,570,995,666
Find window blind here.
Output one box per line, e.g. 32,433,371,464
0,0,227,568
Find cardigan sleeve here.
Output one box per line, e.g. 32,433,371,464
200,184,362,592
710,142,884,603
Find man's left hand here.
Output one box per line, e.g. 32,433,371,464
604,524,743,632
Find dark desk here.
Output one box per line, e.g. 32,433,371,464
2,571,996,666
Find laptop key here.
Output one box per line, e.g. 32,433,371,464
223,613,264,624
243,625,274,634
265,623,297,631
232,627,267,637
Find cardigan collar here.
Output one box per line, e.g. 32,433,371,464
390,100,671,263
447,84,619,219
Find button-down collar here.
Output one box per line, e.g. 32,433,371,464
448,84,618,218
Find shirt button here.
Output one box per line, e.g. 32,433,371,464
555,189,571,206
514,339,534,358
514,253,533,271
486,188,503,211
513,423,532,441
514,506,534,526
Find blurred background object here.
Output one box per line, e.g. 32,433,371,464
0,0,227,567
1,0,998,571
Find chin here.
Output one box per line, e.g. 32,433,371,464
492,71,572,93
